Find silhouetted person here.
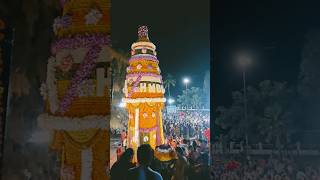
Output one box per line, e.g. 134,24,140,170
126,144,163,180
172,147,189,180
111,148,135,180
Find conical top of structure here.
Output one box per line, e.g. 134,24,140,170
123,26,165,100
138,25,150,42
131,26,156,57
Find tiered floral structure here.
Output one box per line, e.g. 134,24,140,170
38,0,110,179
123,26,166,152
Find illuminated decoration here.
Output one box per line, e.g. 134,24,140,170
154,146,177,162
123,26,165,155
0,18,13,166
37,0,111,179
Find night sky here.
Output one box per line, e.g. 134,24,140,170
111,0,210,98
213,0,320,107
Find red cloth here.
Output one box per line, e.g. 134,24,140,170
116,146,123,159
225,161,240,170
204,128,210,142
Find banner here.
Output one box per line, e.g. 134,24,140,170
0,18,13,164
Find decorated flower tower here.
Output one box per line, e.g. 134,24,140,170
123,26,166,152
37,0,110,179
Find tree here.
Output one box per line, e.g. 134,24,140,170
298,29,320,130
177,87,203,109
298,29,320,100
109,48,129,105
163,73,176,98
215,80,294,145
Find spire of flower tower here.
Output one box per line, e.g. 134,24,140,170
38,0,111,179
138,25,150,42
123,26,166,152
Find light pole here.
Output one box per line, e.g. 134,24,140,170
238,55,251,150
183,77,190,90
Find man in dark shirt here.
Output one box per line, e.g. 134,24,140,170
126,144,163,180
111,148,135,180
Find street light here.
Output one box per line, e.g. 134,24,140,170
183,77,190,90
237,54,251,150
168,98,175,105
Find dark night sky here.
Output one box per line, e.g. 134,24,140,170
213,0,320,107
111,0,210,98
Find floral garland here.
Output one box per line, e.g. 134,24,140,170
38,113,109,131
39,83,47,100
58,44,102,114
53,15,72,35
77,79,95,97
51,34,110,54
126,73,163,82
129,54,158,63
60,166,75,180
46,57,59,113
85,9,103,25
139,126,158,133
123,98,166,103
81,149,92,180
127,74,142,97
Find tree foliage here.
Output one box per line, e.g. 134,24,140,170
163,73,176,98
215,80,295,145
177,87,204,109
299,30,320,100
297,29,320,130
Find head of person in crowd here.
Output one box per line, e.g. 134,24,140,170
121,148,134,163
182,139,188,145
137,144,154,167
175,147,184,157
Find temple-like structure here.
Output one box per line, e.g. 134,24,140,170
123,26,166,151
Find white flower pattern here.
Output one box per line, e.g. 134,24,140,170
85,9,103,25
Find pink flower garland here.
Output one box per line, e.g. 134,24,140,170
51,34,110,54
156,111,161,145
129,54,158,63
126,73,163,83
126,73,161,78
127,74,142,97
139,126,158,133
58,44,102,114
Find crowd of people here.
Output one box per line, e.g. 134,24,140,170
163,110,210,140
211,155,320,180
111,109,211,179
111,137,211,180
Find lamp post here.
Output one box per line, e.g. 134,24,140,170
183,77,190,90
238,55,251,150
